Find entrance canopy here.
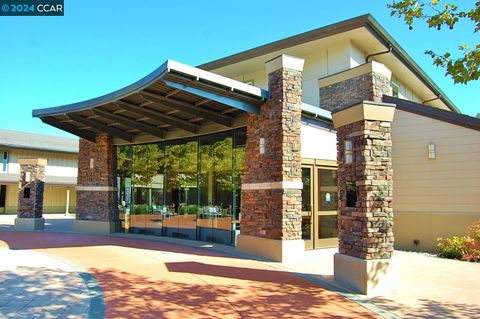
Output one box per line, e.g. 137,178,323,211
33,60,269,143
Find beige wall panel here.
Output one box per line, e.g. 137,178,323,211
2,184,77,214
394,212,479,252
392,109,480,251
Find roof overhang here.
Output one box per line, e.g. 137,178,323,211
33,60,269,144
199,14,459,113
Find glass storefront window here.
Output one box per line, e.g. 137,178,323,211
116,128,246,244
165,139,198,212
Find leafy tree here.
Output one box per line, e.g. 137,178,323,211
476,112,480,118
388,0,479,84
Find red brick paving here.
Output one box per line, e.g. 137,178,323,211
0,232,380,319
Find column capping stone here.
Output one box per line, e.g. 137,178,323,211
18,158,48,166
242,181,303,190
332,101,396,128
318,61,392,88
265,54,305,74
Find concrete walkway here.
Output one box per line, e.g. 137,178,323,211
0,248,95,319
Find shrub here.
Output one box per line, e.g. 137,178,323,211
437,219,480,262
464,221,480,262
437,236,468,260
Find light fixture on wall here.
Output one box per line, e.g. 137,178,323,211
89,158,95,169
345,139,353,164
259,138,266,155
428,143,436,159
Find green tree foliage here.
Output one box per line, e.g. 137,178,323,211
165,141,198,188
388,0,480,84
117,144,164,187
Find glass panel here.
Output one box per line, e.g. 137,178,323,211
131,144,165,235
165,139,198,240
117,145,133,231
318,169,338,211
301,216,312,241
301,167,311,211
2,151,7,172
198,132,233,244
318,215,338,239
233,129,246,224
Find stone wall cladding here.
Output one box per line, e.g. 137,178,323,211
320,71,391,112
240,67,303,240
76,133,118,222
337,119,394,260
17,163,45,218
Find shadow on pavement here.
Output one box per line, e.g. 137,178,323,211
369,297,480,319
0,231,233,258
89,267,379,319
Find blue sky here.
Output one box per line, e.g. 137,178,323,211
0,0,478,137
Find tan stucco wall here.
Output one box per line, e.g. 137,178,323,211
392,109,480,252
4,184,76,214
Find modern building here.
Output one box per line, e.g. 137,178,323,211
0,129,78,214
25,14,479,294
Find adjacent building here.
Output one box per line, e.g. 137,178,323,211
0,129,78,214
25,13,479,286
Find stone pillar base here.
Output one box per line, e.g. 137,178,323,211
73,220,121,235
14,218,45,231
334,253,399,296
237,234,305,262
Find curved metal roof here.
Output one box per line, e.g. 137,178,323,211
33,60,268,143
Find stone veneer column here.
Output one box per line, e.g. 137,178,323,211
332,102,398,296
15,158,47,230
319,61,392,112
74,133,121,234
237,54,305,262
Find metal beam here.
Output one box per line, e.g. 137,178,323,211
116,100,198,133
164,80,260,114
92,109,166,139
68,114,134,142
140,90,232,127
42,117,96,142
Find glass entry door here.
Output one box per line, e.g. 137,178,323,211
314,168,338,248
301,164,338,249
301,166,314,249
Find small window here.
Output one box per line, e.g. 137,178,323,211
23,187,31,199
346,181,357,208
1,151,7,172
391,80,399,98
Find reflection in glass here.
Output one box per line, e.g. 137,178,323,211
164,139,198,240
318,215,338,239
318,169,338,211
115,128,246,244
301,216,312,241
198,133,233,243
301,168,311,211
